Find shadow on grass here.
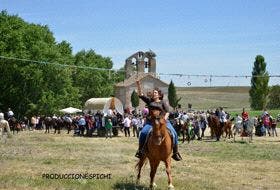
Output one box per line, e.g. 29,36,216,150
266,140,280,143
113,182,148,190
232,140,251,144
201,138,220,143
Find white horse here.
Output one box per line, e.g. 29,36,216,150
233,116,243,136
0,113,12,140
233,116,254,142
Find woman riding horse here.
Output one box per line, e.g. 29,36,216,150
135,80,182,161
136,109,174,189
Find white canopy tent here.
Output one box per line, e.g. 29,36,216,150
59,107,82,114
84,97,124,115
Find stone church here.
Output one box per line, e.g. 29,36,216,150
114,50,169,111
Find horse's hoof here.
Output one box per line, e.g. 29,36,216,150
168,184,175,190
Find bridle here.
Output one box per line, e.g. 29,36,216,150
150,110,166,145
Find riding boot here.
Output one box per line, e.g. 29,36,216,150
135,143,144,158
172,144,182,161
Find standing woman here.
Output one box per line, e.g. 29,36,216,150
135,80,182,161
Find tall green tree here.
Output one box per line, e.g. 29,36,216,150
249,55,269,110
131,90,139,109
267,85,280,109
168,80,181,109
0,11,80,117
72,50,115,103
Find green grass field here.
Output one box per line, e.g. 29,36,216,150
177,86,280,119
176,86,250,111
1,129,280,190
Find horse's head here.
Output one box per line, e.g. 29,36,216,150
150,109,167,145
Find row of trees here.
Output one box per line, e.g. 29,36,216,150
0,11,124,118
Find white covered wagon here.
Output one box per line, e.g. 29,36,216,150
84,97,124,137
84,97,124,115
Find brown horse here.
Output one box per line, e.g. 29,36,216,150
174,118,187,143
207,115,223,141
8,117,21,134
136,109,174,189
223,120,234,139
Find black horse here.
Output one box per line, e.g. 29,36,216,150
43,116,54,133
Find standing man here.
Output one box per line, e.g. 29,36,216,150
241,108,249,136
122,114,131,137
131,115,138,137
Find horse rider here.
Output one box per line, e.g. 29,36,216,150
180,112,189,123
7,108,14,120
0,112,12,138
218,107,227,128
135,80,182,161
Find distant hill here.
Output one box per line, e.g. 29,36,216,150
175,86,250,111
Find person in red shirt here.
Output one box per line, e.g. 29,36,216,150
241,108,249,136
262,113,271,136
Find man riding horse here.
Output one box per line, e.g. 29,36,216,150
7,108,14,120
134,80,182,161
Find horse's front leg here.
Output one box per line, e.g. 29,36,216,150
165,158,174,189
149,160,160,189
229,128,233,139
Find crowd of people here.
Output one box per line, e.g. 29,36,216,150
0,102,279,163
0,106,278,139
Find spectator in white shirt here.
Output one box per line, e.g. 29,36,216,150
122,115,131,137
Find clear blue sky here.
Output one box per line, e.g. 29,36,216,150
2,0,280,86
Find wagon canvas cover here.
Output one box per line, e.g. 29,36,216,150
84,97,124,115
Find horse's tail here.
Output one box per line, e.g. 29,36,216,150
135,156,148,173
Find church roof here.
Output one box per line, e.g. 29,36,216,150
115,73,168,87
